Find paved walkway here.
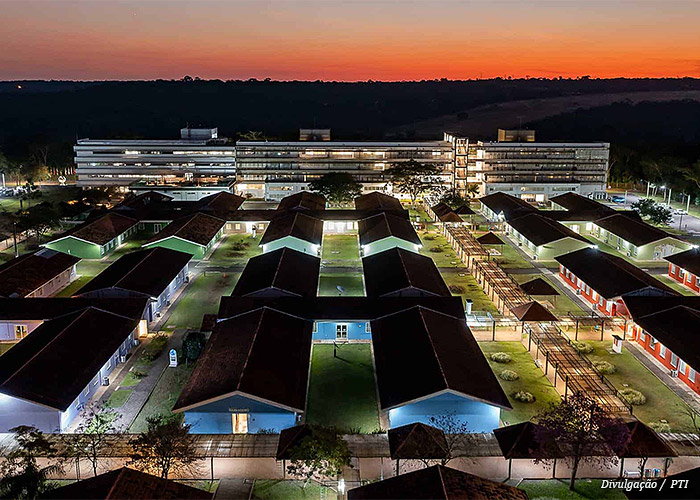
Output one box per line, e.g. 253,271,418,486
625,341,700,414
214,479,253,500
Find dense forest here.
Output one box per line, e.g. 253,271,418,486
1,77,700,163
0,78,699,197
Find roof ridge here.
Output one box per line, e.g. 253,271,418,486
235,308,267,392
106,468,127,499
418,308,451,391
111,249,154,289
1,308,93,388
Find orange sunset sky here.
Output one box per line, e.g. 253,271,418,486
2,0,699,81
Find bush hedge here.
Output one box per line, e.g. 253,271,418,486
618,388,647,406
513,391,535,403
593,361,617,375
572,342,594,354
649,421,671,433
490,352,512,363
500,369,520,381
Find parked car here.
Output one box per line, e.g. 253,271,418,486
673,208,688,215
611,196,626,203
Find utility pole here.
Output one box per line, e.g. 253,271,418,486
12,220,18,258
646,181,650,198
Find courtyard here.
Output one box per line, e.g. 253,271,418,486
305,344,380,433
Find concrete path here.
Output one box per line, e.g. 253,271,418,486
214,479,253,500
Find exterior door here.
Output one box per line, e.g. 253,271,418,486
232,413,248,434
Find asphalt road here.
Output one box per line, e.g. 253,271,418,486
607,192,700,236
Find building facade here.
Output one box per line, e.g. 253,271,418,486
76,128,608,202
446,130,609,200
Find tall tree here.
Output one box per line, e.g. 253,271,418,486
631,198,673,225
534,392,630,491
428,413,476,466
285,426,352,489
237,130,266,141
68,404,120,478
386,160,440,208
308,172,362,206
128,415,199,479
0,426,62,500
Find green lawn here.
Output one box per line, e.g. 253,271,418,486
520,479,625,500
474,231,533,269
440,270,498,314
418,230,463,268
120,371,145,388
55,260,112,297
511,274,584,315
584,341,696,432
322,234,360,265
105,389,133,409
208,234,262,265
252,480,332,500
306,344,380,433
318,274,364,296
479,341,561,426
166,272,239,329
129,363,195,432
0,186,83,212
655,275,696,296
0,343,16,355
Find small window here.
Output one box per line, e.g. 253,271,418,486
336,324,348,340
671,353,679,368
679,359,687,373
83,385,90,396
312,321,318,333
639,331,646,342
365,322,371,333
690,368,696,383
659,345,667,358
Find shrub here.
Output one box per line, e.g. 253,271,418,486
572,341,594,354
448,285,465,294
429,246,444,253
618,388,647,406
423,234,436,241
513,391,535,403
593,361,616,375
182,331,206,362
131,370,148,379
500,369,519,381
649,422,671,433
490,352,512,363
231,241,250,251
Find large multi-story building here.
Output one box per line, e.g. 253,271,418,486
235,129,454,199
75,127,609,202
446,129,609,201
74,127,236,187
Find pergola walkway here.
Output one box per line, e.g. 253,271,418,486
441,221,630,416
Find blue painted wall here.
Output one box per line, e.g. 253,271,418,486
313,321,371,341
387,392,500,433
183,394,298,434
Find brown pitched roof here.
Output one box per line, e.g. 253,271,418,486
494,422,565,459
65,212,138,245
259,212,324,246
0,307,140,410
477,232,505,245
174,307,313,413
550,192,610,212
518,278,560,296
479,192,536,220
195,191,245,217
45,467,212,499
0,297,149,321
348,465,529,500
594,213,675,247
454,205,475,215
510,301,558,322
355,192,404,211
622,297,700,378
556,248,676,299
358,212,421,246
601,420,677,458
232,247,320,298
146,212,225,247
431,202,456,220
665,247,700,277
0,249,79,298
277,191,326,211
507,213,590,246
388,423,448,460
362,247,450,297
76,247,191,298
370,306,511,410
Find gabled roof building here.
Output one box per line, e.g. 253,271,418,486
505,213,592,260
260,212,324,255
362,247,450,298
232,247,320,298
143,212,225,259
45,212,139,259
556,248,676,316
0,249,79,299
75,247,191,322
665,247,700,294
0,307,142,432
358,212,422,257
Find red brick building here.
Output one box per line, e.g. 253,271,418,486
623,296,700,396
665,247,700,294
555,248,675,316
